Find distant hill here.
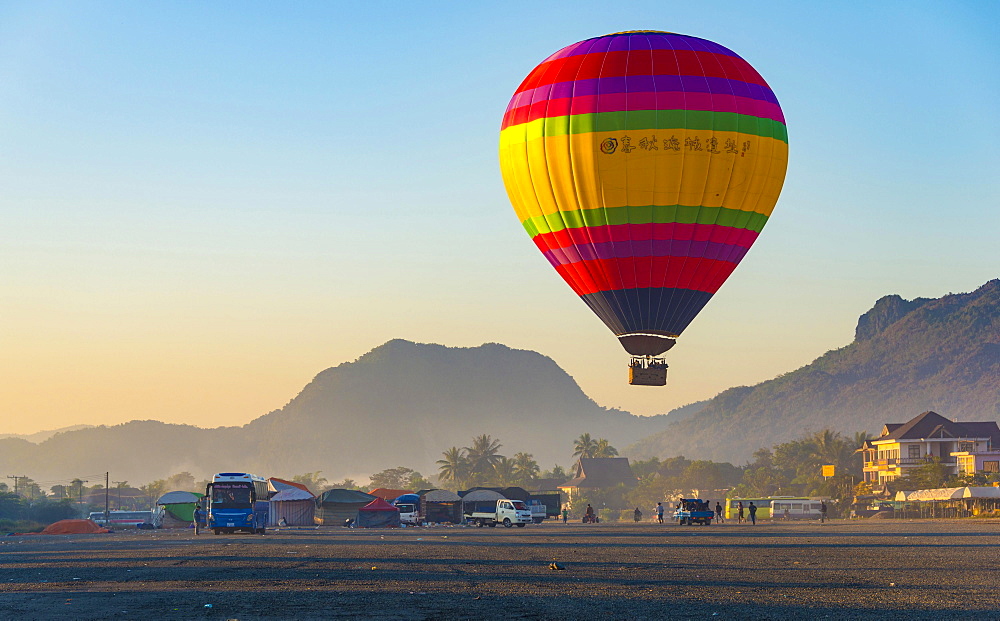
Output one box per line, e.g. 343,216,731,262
243,340,668,477
0,424,94,443
627,279,1000,464
0,341,670,484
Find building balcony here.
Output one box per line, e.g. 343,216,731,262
863,457,934,469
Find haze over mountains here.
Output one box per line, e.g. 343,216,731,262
628,279,1000,463
0,341,670,484
1,280,996,486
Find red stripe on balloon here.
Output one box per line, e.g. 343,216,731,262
554,257,737,296
516,49,768,95
532,223,759,252
502,91,784,128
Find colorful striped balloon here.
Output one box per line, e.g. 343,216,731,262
499,31,787,357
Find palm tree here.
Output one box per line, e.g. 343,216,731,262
465,435,504,480
437,447,469,488
513,452,540,483
493,457,518,487
593,438,619,458
853,431,874,450
573,433,598,460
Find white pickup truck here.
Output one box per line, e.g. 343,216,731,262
465,499,532,528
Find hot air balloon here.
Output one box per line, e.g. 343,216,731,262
499,31,787,386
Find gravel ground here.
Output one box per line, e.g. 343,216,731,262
1,519,999,620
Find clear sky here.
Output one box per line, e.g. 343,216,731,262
1,1,997,435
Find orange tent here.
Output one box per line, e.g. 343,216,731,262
36,519,110,535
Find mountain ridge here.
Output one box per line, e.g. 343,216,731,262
626,279,1000,463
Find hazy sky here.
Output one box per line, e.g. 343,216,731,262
1,1,997,435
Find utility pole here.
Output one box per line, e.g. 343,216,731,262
105,473,110,525
7,475,26,496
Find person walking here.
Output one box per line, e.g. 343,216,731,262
655,502,664,524
820,500,828,524
748,501,757,525
737,501,745,524
715,501,724,524
562,508,568,524
585,504,595,523
633,507,642,522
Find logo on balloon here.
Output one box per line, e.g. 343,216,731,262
599,138,618,155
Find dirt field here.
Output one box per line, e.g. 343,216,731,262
1,519,999,620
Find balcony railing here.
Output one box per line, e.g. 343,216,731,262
864,457,933,468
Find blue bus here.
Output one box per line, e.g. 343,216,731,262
206,473,269,534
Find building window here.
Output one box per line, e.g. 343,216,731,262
958,441,976,452
908,445,921,459
984,461,999,473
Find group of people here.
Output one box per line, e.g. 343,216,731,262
564,499,830,526
733,500,757,524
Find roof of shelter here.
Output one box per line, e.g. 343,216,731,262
269,478,313,495
461,490,505,503
271,488,315,502
318,489,376,504
560,458,637,489
367,488,414,501
422,489,461,502
156,491,201,505
360,498,400,512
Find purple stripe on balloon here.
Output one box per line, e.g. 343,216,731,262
545,33,742,60
516,75,778,105
542,239,751,266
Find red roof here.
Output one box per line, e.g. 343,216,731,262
367,488,413,501
360,497,400,512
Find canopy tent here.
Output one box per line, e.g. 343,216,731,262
892,486,1000,518
500,487,530,502
357,498,401,528
316,489,376,525
269,478,313,497
33,519,109,535
155,491,204,526
421,489,462,523
963,487,1000,498
269,488,316,526
898,487,1000,502
156,491,201,505
905,487,966,501
461,489,505,515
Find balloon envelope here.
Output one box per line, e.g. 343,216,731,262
499,31,787,355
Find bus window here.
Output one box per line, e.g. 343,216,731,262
213,486,252,507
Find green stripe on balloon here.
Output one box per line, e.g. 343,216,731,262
507,110,787,143
522,205,770,238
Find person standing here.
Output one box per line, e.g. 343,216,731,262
715,501,724,524
634,507,642,522
562,508,568,524
655,502,664,524
748,501,757,525
585,504,594,523
820,500,828,524
193,505,203,535
737,501,745,524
